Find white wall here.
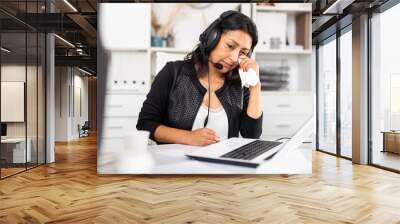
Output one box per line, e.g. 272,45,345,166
55,67,89,141
1,66,26,131
152,3,240,49
1,65,37,138
55,67,69,141
72,73,89,138
1,64,46,163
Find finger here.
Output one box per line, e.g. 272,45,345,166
207,138,217,144
205,132,219,142
206,129,220,139
242,60,254,72
239,57,249,67
202,128,219,141
201,130,211,137
201,138,216,146
241,60,250,72
242,59,253,72
206,132,219,141
246,61,258,72
204,128,217,135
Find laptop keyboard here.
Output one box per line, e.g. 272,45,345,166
220,140,282,160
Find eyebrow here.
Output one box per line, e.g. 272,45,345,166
226,38,250,51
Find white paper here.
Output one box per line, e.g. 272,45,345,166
238,59,259,87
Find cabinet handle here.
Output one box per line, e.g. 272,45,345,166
276,104,291,108
107,126,123,129
276,124,290,128
107,104,123,108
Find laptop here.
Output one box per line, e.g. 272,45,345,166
185,118,314,168
185,138,287,168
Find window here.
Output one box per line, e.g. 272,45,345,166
370,3,400,171
0,1,47,179
317,37,337,155
339,29,352,158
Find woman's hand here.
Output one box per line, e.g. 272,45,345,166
238,56,262,119
238,55,259,75
238,55,261,90
187,128,220,146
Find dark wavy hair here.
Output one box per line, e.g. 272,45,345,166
185,11,258,84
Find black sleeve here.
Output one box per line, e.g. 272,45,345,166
136,62,173,141
239,87,263,138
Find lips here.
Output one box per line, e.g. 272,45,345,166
221,61,233,68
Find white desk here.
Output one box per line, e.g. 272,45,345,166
1,138,31,163
98,139,312,174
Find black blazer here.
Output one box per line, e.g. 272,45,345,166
136,60,263,143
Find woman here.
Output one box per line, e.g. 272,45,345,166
136,10,262,146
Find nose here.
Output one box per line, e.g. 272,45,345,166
229,49,241,64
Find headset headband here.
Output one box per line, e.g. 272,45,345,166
199,11,252,55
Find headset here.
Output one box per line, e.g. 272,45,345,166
199,10,254,60
198,10,256,128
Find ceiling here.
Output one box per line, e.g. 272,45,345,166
311,0,390,44
1,0,97,73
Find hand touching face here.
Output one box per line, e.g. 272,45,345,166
209,30,252,73
238,55,259,76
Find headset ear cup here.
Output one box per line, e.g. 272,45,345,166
199,33,206,43
199,11,245,56
202,11,239,53
205,29,221,52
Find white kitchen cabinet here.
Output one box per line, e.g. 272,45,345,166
253,3,314,140
102,93,145,140
99,3,151,50
261,91,314,140
106,51,151,94
262,92,313,115
102,117,139,139
104,94,146,117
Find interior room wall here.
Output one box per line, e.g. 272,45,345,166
152,3,240,49
1,65,39,139
55,66,69,141
1,63,44,165
72,72,89,138
55,67,89,141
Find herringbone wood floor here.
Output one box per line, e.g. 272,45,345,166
1,134,400,224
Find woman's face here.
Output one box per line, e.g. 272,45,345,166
209,29,252,74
